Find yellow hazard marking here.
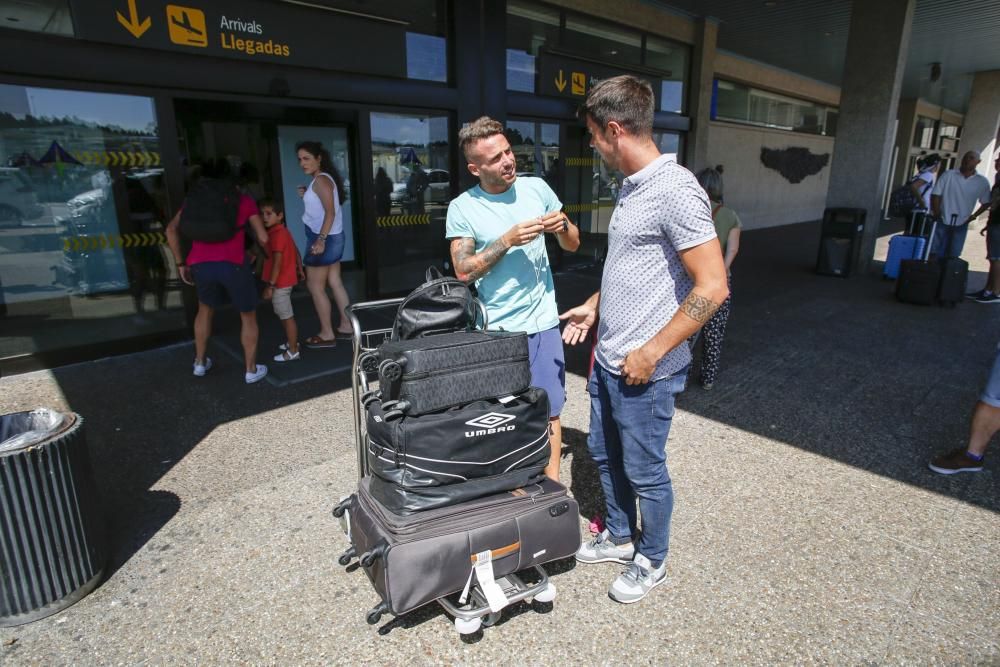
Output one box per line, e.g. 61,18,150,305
72,151,161,167
166,5,208,47
563,202,615,214
564,157,600,167
63,232,167,253
376,214,430,228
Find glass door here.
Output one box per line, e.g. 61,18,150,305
369,111,452,294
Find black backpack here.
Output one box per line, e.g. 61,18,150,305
888,176,931,219
391,267,477,340
179,178,241,242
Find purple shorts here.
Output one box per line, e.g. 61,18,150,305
528,326,566,418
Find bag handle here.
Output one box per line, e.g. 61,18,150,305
425,266,444,283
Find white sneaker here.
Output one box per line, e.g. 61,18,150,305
608,553,667,604
245,364,268,384
273,349,300,362
193,357,213,377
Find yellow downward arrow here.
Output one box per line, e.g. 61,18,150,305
116,0,151,39
555,70,567,93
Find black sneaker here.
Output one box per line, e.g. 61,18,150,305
966,288,987,300
975,293,1000,305
928,448,984,474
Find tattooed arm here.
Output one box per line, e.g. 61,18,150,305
449,218,546,284
620,238,730,385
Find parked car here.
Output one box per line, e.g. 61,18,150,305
390,168,451,210
0,167,45,227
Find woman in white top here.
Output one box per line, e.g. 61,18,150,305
296,141,351,348
910,153,940,212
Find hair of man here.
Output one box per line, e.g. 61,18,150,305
459,116,505,162
577,75,655,138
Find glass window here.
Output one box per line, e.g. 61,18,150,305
0,82,181,361
506,0,561,93
370,111,451,294
713,79,837,137
563,15,642,68
913,116,935,148
0,0,73,36
646,37,688,113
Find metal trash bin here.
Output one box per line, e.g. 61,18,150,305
816,207,866,277
0,410,106,626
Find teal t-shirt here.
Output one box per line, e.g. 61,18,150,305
445,177,562,334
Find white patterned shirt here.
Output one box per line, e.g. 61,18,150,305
596,155,717,380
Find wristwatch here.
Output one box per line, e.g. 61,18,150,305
318,234,328,241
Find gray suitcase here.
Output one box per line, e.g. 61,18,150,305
336,476,580,621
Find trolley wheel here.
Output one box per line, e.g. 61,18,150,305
533,583,557,604
366,602,389,625
361,390,381,408
454,616,482,635
337,546,357,566
482,611,501,627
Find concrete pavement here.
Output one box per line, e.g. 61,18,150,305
0,221,997,664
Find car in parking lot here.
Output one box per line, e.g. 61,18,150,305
390,168,452,210
0,167,45,227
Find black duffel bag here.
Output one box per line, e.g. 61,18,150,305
366,387,550,514
392,267,476,340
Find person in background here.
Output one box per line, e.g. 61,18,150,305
965,153,1000,303
259,198,302,362
691,167,740,390
929,150,991,258
374,167,393,218
165,158,269,384
910,153,940,214
295,141,352,348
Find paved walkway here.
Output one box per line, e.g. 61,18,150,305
1,221,997,664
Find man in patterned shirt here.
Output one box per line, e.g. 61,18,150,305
561,75,729,604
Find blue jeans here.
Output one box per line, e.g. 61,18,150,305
586,363,688,567
931,224,969,259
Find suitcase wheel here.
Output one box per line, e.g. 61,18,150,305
338,546,356,566
360,541,388,567
359,352,380,374
454,616,482,635
482,611,502,627
366,601,390,625
361,390,381,408
382,403,408,421
332,496,352,518
379,359,403,382
533,582,557,604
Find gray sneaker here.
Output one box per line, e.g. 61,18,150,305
575,529,635,564
609,553,667,604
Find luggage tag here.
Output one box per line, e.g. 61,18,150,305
458,550,508,613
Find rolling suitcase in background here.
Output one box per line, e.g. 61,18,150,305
884,211,930,280
896,217,940,305
376,330,531,416
336,476,580,624
938,257,969,307
366,387,551,514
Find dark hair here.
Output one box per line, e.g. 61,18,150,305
296,141,347,205
258,197,283,215
197,157,232,180
695,168,724,202
577,75,654,138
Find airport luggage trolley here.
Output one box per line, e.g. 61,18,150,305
332,299,558,635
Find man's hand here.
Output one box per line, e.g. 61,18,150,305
179,265,194,286
559,303,596,345
539,210,568,234
503,220,544,247
620,343,660,386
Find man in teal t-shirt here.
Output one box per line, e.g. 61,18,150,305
446,116,580,480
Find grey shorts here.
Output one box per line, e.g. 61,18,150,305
982,345,1000,408
986,224,1000,261
271,286,294,320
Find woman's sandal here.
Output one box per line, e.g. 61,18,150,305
304,335,337,349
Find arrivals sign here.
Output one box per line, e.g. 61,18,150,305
537,51,665,108
70,0,406,73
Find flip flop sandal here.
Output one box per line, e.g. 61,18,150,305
304,335,337,349
335,330,353,340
